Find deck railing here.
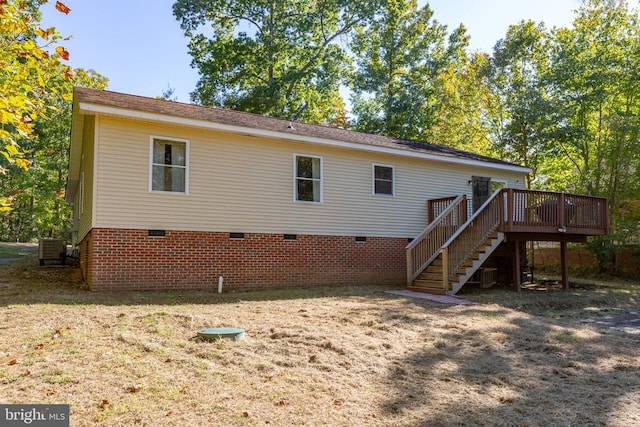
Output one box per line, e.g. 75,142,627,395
502,189,609,235
427,196,463,223
406,195,467,284
441,190,504,288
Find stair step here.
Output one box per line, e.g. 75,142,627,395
411,279,446,294
412,278,443,287
418,272,443,281
408,285,446,295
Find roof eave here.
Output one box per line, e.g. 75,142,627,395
65,94,85,203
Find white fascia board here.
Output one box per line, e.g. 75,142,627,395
65,106,86,203
78,102,532,174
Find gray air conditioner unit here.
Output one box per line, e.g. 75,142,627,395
38,239,66,266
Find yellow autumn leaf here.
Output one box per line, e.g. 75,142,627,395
4,144,19,156
0,197,13,213
15,158,31,171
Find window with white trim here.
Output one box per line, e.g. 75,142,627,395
150,137,188,193
295,155,322,202
373,164,394,196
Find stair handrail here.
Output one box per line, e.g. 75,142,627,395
406,194,467,285
441,189,504,286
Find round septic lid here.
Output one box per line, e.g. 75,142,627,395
197,327,245,341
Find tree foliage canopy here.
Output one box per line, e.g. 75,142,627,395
173,0,379,123
349,0,470,141
0,1,109,240
0,0,73,211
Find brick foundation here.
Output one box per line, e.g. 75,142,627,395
79,228,408,291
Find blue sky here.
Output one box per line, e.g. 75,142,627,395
41,0,587,103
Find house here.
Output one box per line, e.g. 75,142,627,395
66,88,608,293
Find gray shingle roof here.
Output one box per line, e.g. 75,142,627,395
74,87,521,168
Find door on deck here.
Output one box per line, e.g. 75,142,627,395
471,176,491,213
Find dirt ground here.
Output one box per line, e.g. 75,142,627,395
0,243,638,426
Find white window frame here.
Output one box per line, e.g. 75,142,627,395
293,154,323,203
149,136,190,194
372,163,395,196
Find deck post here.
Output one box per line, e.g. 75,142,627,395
513,240,522,292
558,193,565,229
441,247,449,293
406,249,413,287
506,189,514,231
560,241,569,290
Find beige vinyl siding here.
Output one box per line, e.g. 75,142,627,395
93,117,526,238
76,116,96,242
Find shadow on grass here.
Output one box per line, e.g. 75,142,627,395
379,286,640,426
0,257,398,307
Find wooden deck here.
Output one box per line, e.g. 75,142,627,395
408,189,609,295
500,189,609,238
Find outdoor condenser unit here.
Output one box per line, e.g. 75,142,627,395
38,239,66,266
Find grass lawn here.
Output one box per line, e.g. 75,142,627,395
0,243,638,426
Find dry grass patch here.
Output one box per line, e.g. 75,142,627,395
0,243,639,426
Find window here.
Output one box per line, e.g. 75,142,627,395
150,137,188,193
373,164,394,196
295,155,322,202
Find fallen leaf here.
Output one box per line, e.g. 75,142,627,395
127,383,144,393
55,1,71,14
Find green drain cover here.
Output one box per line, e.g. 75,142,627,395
197,327,245,341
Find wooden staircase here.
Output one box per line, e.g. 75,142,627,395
407,190,505,295
409,256,446,294
408,231,504,295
